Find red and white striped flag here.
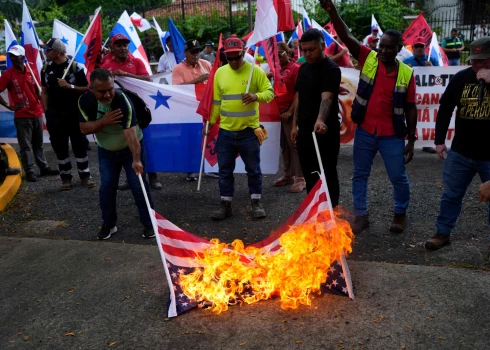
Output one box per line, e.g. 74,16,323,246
153,177,354,317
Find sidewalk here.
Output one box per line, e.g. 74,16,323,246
1,236,488,349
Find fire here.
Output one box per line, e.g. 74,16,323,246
179,211,354,314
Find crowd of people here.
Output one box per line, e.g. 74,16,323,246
0,3,489,252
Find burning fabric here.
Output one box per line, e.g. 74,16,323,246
154,178,355,317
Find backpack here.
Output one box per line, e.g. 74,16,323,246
113,80,152,129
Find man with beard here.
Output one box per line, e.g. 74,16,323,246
321,0,417,234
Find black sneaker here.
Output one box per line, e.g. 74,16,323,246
97,225,117,240
40,167,59,176
142,225,155,239
26,172,37,182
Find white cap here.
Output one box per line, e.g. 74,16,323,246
7,45,26,57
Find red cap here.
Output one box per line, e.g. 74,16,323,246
368,36,379,43
111,34,130,45
413,36,426,46
223,38,244,53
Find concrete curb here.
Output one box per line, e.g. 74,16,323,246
0,144,21,211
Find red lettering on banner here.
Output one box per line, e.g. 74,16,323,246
416,93,441,105
421,94,430,105
422,128,436,140
447,129,454,139
421,108,430,122
433,108,438,122
430,94,440,105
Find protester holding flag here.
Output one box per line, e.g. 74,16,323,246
321,0,417,234
273,42,305,193
291,29,341,204
442,28,464,66
41,38,95,191
203,37,274,220
362,27,380,47
157,37,176,73
0,45,58,182
403,36,438,67
426,37,490,251
101,34,151,82
172,40,211,86
78,69,154,240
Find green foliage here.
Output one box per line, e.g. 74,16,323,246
309,0,417,41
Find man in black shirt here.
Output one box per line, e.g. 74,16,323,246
426,37,490,250
291,29,341,206
41,38,95,191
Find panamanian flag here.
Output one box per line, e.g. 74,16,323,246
4,19,19,69
109,11,152,76
52,19,86,65
116,78,281,174
312,19,335,48
21,0,43,77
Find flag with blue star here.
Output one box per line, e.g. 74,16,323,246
149,91,171,110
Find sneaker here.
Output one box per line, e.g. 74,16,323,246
186,173,198,181
422,147,437,154
205,172,220,178
290,180,306,193
97,225,117,240
148,173,162,190
40,167,59,176
251,199,266,219
211,200,233,220
425,233,451,251
6,167,21,176
351,215,369,235
118,180,130,191
389,213,406,233
25,172,37,182
60,179,72,191
142,225,155,238
81,178,96,188
274,176,294,187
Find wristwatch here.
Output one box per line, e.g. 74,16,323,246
70,84,75,89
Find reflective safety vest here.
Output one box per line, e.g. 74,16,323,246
443,36,463,59
351,51,413,138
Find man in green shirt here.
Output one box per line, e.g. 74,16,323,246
204,37,274,220
78,69,154,240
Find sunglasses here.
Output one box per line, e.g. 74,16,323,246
413,44,425,49
226,54,243,62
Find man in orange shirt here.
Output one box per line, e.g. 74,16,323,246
101,34,162,190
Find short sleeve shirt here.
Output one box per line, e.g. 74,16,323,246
101,54,149,76
295,56,341,133
275,60,299,111
172,59,212,85
357,46,416,136
42,59,88,113
0,65,43,118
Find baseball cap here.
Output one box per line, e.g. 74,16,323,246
413,36,426,46
40,38,66,53
111,34,130,45
368,36,379,43
466,37,490,61
7,45,25,57
223,38,243,53
372,27,379,32
205,41,214,47
184,39,201,51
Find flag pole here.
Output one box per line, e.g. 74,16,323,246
24,61,41,93
102,35,110,48
137,173,178,317
61,6,101,80
245,46,259,94
153,17,173,72
311,131,336,224
197,121,209,192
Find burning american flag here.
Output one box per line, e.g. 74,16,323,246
153,178,355,317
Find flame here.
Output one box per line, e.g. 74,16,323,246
179,211,354,314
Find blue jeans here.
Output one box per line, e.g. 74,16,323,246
436,150,490,235
216,128,262,197
448,58,460,66
98,142,153,227
352,126,410,216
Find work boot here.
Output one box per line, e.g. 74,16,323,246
81,177,96,188
148,173,162,190
6,167,21,176
425,233,451,251
60,179,72,191
351,215,369,235
211,200,233,220
251,199,266,219
389,213,406,233
40,167,59,176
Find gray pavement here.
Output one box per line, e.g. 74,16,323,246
1,237,489,349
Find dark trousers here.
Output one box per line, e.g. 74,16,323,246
14,117,48,174
45,110,90,181
98,142,153,227
296,131,340,207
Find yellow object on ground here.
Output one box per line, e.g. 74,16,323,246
0,144,22,211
